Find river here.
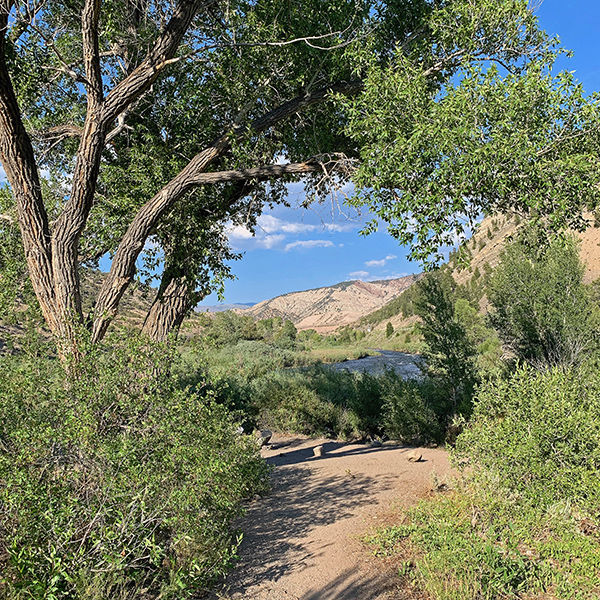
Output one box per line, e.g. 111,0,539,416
330,349,422,378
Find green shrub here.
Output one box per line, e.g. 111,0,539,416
251,365,462,443
488,233,598,368
455,365,600,508
0,335,269,599
251,369,362,439
381,378,440,443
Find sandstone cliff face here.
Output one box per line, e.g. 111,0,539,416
240,275,420,333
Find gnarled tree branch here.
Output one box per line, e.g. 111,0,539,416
91,78,362,342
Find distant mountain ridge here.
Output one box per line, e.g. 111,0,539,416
198,303,256,313
240,275,420,333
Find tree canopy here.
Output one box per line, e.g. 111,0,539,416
1,0,598,357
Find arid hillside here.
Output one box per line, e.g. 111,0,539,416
355,214,600,335
453,214,600,286
239,275,421,333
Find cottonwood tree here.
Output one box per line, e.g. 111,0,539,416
344,57,600,265
488,231,598,368
0,0,595,359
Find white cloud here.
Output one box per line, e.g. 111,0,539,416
349,270,369,279
365,259,386,268
285,239,335,251
226,209,360,252
257,214,355,235
226,221,286,249
257,215,284,233
365,254,398,268
227,224,254,239
257,234,286,249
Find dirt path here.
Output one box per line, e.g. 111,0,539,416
208,435,456,600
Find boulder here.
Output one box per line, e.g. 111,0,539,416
256,429,272,447
407,450,422,462
313,445,325,458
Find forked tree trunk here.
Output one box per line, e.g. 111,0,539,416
142,274,192,343
0,1,207,360
1,2,362,357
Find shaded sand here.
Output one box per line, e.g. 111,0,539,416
207,435,456,600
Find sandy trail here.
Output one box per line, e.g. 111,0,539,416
208,435,455,600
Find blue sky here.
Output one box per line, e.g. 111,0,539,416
2,3,595,307
197,0,600,307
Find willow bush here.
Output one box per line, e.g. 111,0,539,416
0,334,269,599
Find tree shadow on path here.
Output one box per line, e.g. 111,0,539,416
207,440,403,598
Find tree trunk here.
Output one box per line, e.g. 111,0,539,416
0,2,209,360
91,83,363,341
0,10,82,359
142,274,192,343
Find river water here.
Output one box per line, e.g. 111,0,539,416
330,349,422,378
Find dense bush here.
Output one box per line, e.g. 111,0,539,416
381,378,440,443
0,335,269,599
249,366,444,443
488,233,599,368
251,368,363,439
455,365,600,508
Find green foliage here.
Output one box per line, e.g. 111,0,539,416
414,272,478,416
201,311,260,347
381,379,440,444
344,2,600,266
248,366,446,443
366,364,600,599
253,374,358,439
251,367,382,439
488,233,598,367
273,319,297,350
455,365,600,508
0,335,269,599
206,340,298,379
366,489,600,599
385,322,394,338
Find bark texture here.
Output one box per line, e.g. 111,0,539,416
142,275,192,343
